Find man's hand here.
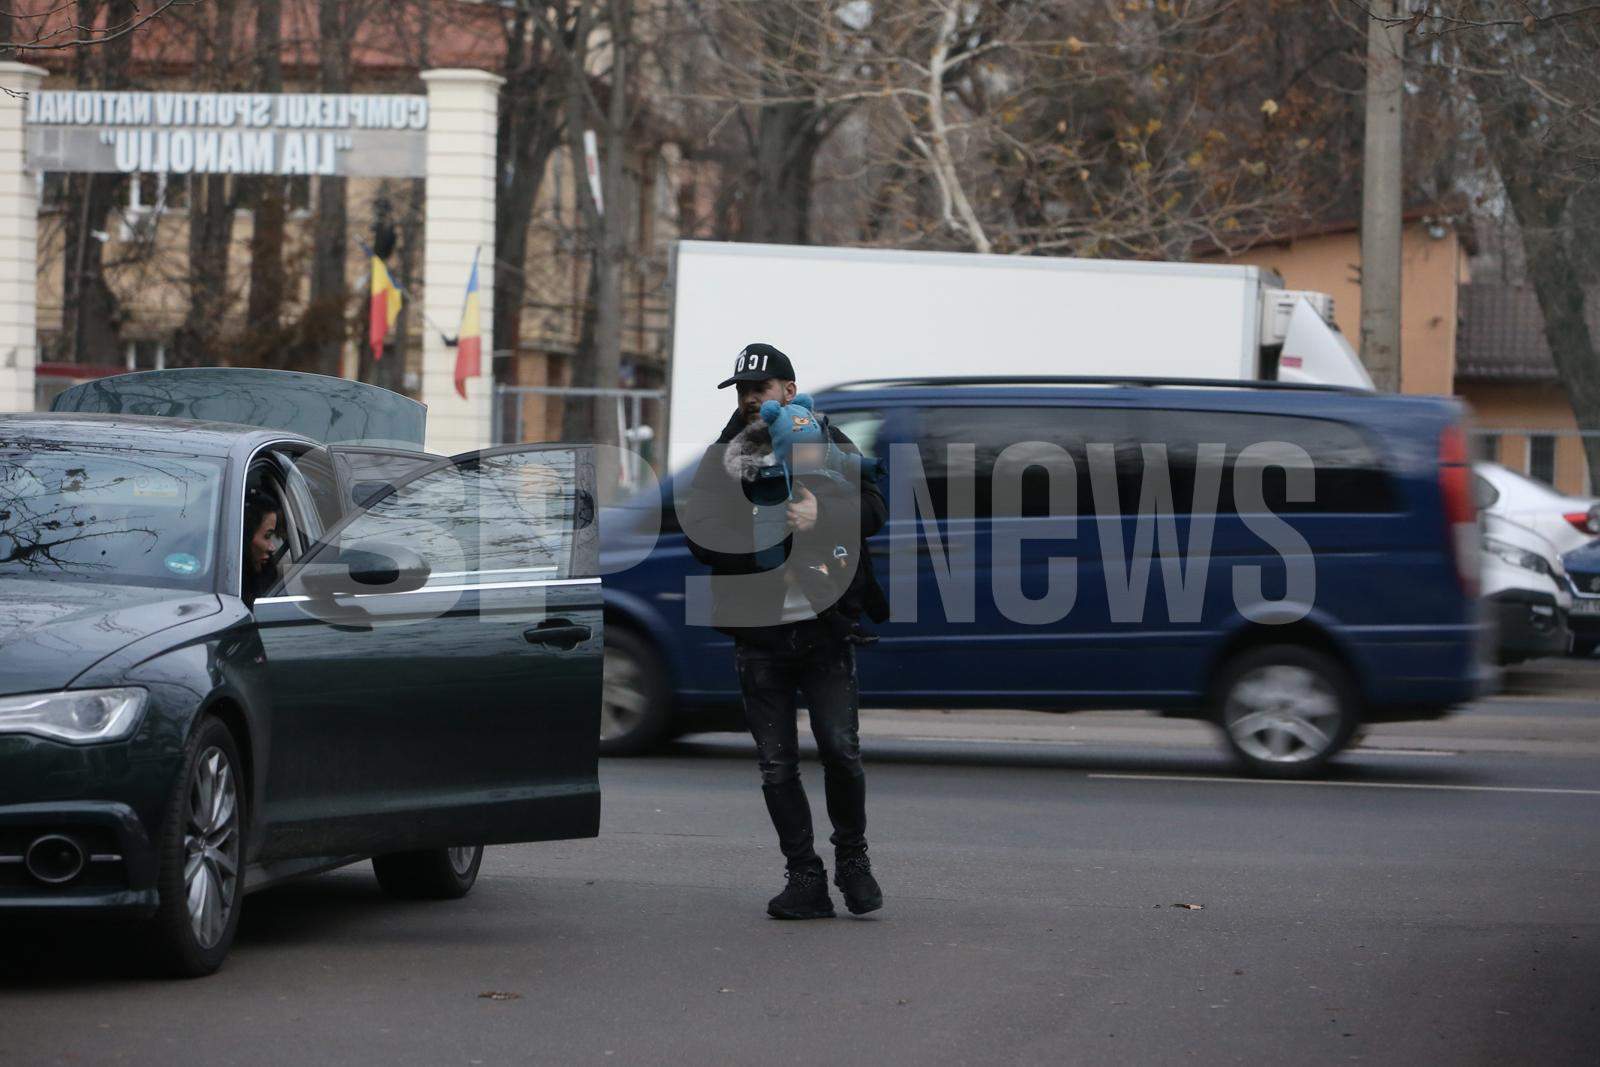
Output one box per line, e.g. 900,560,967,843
787,485,818,532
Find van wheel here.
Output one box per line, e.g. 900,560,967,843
372,846,483,900
1213,645,1360,779
599,627,672,756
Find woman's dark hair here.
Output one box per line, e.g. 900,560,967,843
244,487,279,536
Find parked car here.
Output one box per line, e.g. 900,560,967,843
1560,540,1600,656
2,371,602,977
1473,461,1600,557
600,377,1491,778
1477,508,1572,664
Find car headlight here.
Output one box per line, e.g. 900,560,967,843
0,688,148,744
1483,537,1552,578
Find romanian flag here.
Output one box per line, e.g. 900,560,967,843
454,249,482,400
368,255,403,361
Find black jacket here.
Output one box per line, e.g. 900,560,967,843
683,409,888,648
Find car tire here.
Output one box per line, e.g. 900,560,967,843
599,626,672,757
372,846,484,900
1572,638,1599,658
1213,645,1361,779
147,715,247,978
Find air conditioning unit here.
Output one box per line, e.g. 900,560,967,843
1260,288,1335,346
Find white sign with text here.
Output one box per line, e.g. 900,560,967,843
24,91,429,177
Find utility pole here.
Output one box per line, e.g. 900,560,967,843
1360,0,1406,392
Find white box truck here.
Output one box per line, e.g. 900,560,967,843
664,240,1370,471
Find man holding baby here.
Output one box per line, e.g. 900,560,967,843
682,343,890,920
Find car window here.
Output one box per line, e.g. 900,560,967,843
280,447,343,534
0,448,224,590
1474,473,1501,510
295,446,593,584
330,447,439,510
911,405,1397,520
826,409,885,459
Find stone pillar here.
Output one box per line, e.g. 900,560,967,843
0,63,45,414
420,68,502,456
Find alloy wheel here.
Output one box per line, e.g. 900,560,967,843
447,846,478,876
1223,665,1343,765
600,645,649,742
183,746,240,950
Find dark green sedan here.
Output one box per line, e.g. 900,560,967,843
0,372,602,976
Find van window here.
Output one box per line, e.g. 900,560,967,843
912,406,1397,519
913,407,1143,519
826,409,885,459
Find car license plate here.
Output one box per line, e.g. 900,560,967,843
1571,599,1600,616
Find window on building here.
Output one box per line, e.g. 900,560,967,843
36,172,68,211
120,174,189,239
1474,433,1500,463
1529,435,1557,486
286,175,313,213
127,173,162,212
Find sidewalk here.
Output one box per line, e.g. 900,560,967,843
1499,654,1600,698
841,694,1600,759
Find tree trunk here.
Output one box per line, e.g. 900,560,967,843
174,173,233,365
494,5,565,375
173,0,237,367
560,0,627,475
1471,73,1600,480
740,101,818,244
307,0,352,378
246,0,285,344
736,3,824,245
561,258,600,444
61,0,133,367
588,0,630,475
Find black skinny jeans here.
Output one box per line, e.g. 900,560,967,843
735,630,867,874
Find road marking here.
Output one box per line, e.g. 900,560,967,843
891,735,1086,746
1088,773,1600,796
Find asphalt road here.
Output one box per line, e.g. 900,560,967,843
3,698,1598,1066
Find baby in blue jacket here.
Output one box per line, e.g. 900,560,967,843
760,394,883,643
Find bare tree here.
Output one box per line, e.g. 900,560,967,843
679,1,1367,260
61,0,135,366
1445,1,1600,472
495,2,578,370
172,0,238,367
246,0,286,345
305,0,367,377
0,0,200,59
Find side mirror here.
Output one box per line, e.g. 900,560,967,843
296,541,431,598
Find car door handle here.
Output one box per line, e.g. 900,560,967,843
524,620,592,650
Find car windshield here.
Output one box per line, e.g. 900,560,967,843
0,448,224,590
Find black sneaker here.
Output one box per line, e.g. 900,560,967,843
766,867,836,920
833,855,883,915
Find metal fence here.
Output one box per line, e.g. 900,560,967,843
1469,426,1597,496
492,383,667,489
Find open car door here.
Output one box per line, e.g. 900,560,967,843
251,444,601,862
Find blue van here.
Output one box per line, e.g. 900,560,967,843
599,377,1490,776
